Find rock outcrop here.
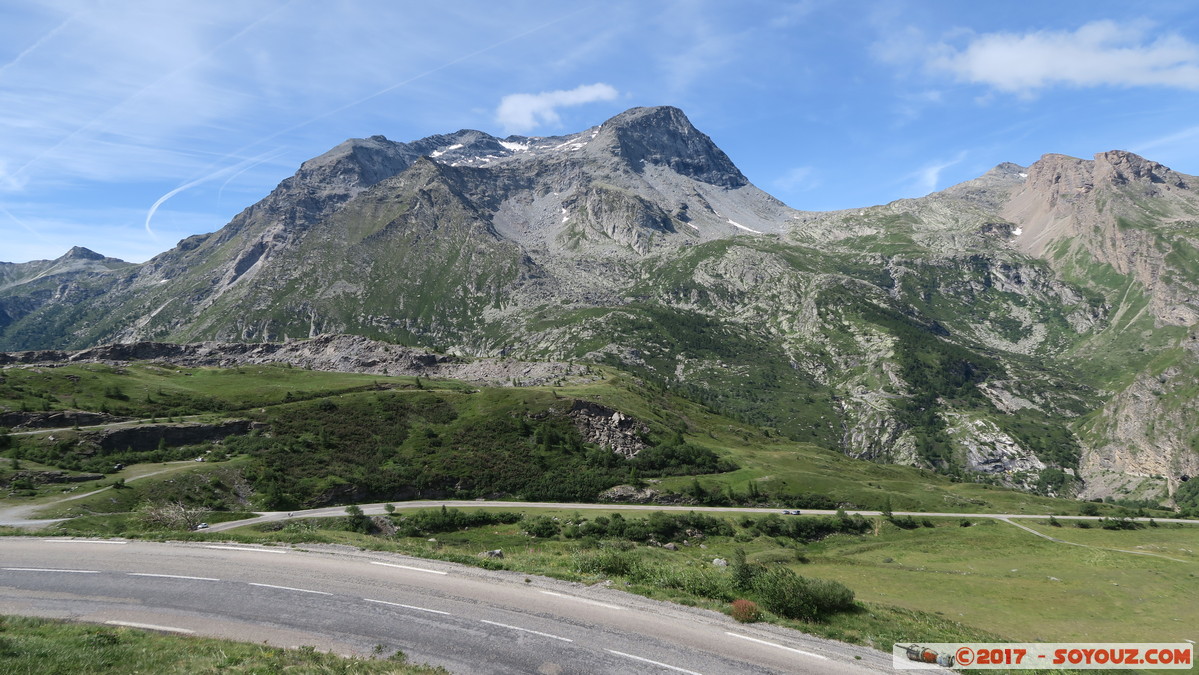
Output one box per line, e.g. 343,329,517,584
568,400,650,458
1,334,591,388
0,410,133,429
83,420,256,453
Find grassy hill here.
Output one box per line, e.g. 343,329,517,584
2,361,1178,523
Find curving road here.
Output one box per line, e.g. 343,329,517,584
0,538,890,674
203,500,1199,533
0,461,197,528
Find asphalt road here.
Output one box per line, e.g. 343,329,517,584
204,500,1199,533
0,538,892,674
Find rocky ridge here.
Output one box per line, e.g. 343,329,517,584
1,334,589,387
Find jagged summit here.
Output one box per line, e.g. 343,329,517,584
60,246,107,261
588,106,748,187
288,106,748,193
1020,150,1191,197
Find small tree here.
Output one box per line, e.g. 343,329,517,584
730,548,760,592
345,505,372,534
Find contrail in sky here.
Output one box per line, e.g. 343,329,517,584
12,2,293,184
0,204,45,238
217,148,290,205
144,148,284,238
146,4,590,237
0,11,78,81
217,4,593,160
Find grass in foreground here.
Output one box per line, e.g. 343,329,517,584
0,615,447,674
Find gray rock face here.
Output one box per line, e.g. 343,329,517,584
568,400,650,458
594,106,749,188
0,410,133,429
84,420,254,453
1,470,104,486
1,334,590,388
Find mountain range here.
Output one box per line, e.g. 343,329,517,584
3,105,1197,505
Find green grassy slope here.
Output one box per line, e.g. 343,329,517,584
3,362,1168,522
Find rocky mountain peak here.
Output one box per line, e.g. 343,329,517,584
1093,149,1189,190
591,106,748,188
295,134,414,191
60,246,107,262
1021,150,1191,199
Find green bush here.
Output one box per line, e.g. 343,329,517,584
653,565,732,601
344,505,372,533
523,515,561,538
391,507,521,537
730,548,761,591
574,547,646,578
751,567,855,621
1175,478,1199,515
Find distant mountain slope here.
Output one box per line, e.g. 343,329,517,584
0,247,134,347
2,106,1197,505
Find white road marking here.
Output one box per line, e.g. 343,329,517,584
605,649,703,674
204,545,287,554
105,620,194,634
725,632,827,659
539,590,623,610
4,567,100,573
128,573,219,581
370,561,447,575
480,619,573,642
248,582,331,595
364,598,451,615
43,539,126,544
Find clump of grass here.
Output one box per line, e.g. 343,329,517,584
730,599,761,623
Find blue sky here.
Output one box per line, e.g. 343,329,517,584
4,0,1199,263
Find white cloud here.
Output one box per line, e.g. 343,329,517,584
931,20,1199,94
495,83,619,133
772,166,817,192
909,151,967,196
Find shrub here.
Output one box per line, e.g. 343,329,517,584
751,568,855,621
731,599,761,623
344,505,372,534
804,576,856,615
523,515,560,538
391,507,522,537
653,565,733,601
753,567,813,620
574,547,648,579
730,548,761,591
